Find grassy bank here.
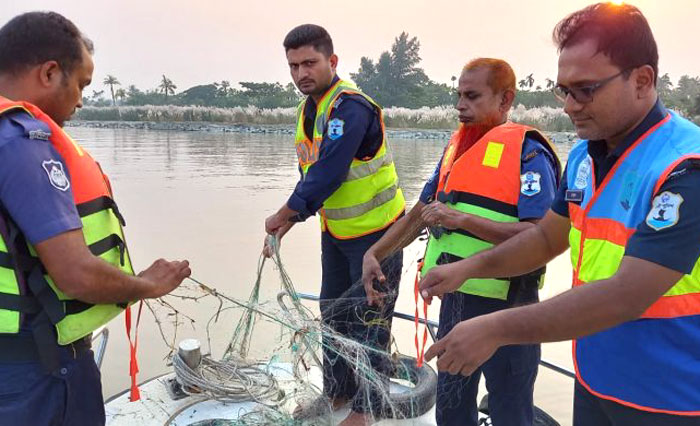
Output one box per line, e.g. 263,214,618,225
73,104,578,132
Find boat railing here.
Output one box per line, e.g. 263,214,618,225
295,292,575,380
92,326,110,369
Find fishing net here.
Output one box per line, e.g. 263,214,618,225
146,219,435,425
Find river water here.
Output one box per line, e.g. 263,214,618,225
67,126,577,425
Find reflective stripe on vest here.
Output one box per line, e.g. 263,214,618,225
422,123,560,299
0,99,134,344
294,80,405,239
566,112,700,414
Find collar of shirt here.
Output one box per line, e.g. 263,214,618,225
587,98,668,185
303,75,341,115
303,75,341,139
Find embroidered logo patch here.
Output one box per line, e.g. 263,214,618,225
646,191,683,231
328,118,344,140
28,129,51,141
520,171,542,196
574,155,592,189
42,160,70,192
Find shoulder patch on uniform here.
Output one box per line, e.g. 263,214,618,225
646,191,683,231
42,160,70,192
7,110,52,141
328,118,345,140
520,171,542,196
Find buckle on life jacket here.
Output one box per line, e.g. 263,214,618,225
436,191,453,204
428,226,447,239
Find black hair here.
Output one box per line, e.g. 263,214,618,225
283,24,333,57
553,2,658,82
0,11,94,75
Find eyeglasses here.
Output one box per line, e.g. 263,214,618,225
553,69,630,104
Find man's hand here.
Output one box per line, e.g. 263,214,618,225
265,211,289,235
421,202,465,230
424,314,502,376
138,259,191,298
262,222,295,258
265,204,298,241
419,261,468,304
362,251,386,307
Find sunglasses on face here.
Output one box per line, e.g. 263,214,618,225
553,68,632,104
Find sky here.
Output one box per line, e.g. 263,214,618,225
1,0,698,94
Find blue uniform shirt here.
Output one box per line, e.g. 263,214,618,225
0,110,82,244
286,76,383,220
551,100,700,274
419,137,559,220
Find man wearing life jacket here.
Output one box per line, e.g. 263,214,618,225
420,3,700,426
362,58,560,426
0,12,191,425
263,24,405,426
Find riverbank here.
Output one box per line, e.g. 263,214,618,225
70,104,578,133
66,120,579,143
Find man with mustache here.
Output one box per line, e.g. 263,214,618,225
264,24,405,426
420,3,700,425
362,58,560,426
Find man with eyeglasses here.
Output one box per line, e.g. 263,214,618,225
419,3,700,426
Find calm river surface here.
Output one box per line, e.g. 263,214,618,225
68,126,576,425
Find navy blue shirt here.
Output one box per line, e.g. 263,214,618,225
287,76,383,219
552,100,700,274
0,110,82,244
419,137,559,220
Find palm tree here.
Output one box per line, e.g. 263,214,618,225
525,73,535,89
159,75,177,101
115,88,127,104
451,75,456,89
103,75,120,106
518,79,528,90
545,78,555,90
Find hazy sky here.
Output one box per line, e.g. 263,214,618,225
2,1,699,93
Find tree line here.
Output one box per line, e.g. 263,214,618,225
91,33,700,119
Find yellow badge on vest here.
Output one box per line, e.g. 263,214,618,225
443,145,455,168
482,142,504,168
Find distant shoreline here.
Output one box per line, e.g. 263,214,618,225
65,120,578,143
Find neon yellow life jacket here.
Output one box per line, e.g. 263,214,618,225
294,79,405,239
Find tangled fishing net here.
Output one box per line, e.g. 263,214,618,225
147,224,433,425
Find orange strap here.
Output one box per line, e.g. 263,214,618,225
414,261,429,367
125,301,143,401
